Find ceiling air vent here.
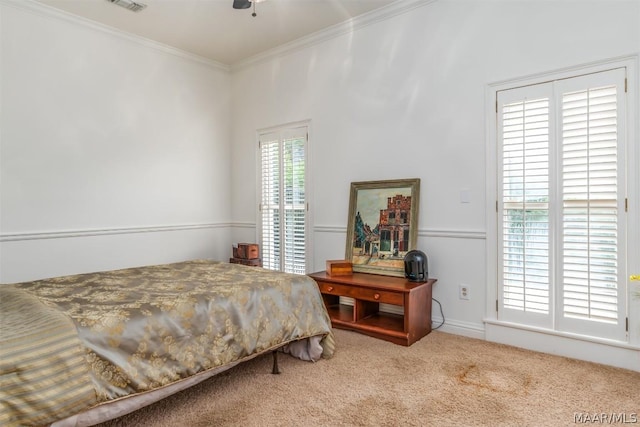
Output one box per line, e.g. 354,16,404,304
106,0,147,12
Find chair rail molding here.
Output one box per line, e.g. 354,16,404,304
314,225,486,240
0,223,230,242
229,223,486,240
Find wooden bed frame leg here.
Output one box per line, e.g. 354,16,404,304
271,350,280,374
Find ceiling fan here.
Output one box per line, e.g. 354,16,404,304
232,0,252,9
233,0,265,17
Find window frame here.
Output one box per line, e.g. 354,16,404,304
256,120,312,274
485,57,638,345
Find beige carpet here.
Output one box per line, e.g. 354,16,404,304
97,329,640,426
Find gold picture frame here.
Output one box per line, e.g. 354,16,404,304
345,178,420,277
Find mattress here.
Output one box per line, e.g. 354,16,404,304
0,260,334,426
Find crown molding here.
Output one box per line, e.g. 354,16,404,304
2,0,438,73
230,0,438,71
0,0,230,72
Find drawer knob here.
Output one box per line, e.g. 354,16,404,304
327,286,334,292
374,293,380,300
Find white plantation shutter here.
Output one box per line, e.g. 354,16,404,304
259,125,308,274
498,84,553,328
497,68,627,340
557,71,626,339
502,100,551,312
260,132,280,271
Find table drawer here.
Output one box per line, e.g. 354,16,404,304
317,281,353,296
354,287,403,305
317,281,403,305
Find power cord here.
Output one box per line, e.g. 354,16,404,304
432,298,445,329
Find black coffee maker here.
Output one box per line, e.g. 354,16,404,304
403,250,428,282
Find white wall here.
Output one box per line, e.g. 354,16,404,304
0,2,232,282
1,0,637,370
230,0,640,369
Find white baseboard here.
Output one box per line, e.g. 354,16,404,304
485,321,640,372
331,305,638,371
431,317,485,340
427,318,639,372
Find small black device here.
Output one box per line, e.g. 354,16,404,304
403,250,428,282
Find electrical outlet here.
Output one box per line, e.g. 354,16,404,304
459,284,470,300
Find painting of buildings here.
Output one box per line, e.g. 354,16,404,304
353,193,412,263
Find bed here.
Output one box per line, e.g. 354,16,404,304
0,259,335,427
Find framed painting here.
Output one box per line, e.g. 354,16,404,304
345,178,420,277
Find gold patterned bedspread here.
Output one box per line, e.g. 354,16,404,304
0,260,334,427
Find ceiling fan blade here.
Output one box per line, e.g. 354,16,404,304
233,0,252,9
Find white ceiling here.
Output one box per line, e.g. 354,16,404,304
33,0,399,66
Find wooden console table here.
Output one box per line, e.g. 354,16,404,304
308,271,437,346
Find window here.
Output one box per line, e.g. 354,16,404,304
258,123,309,274
496,67,628,341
